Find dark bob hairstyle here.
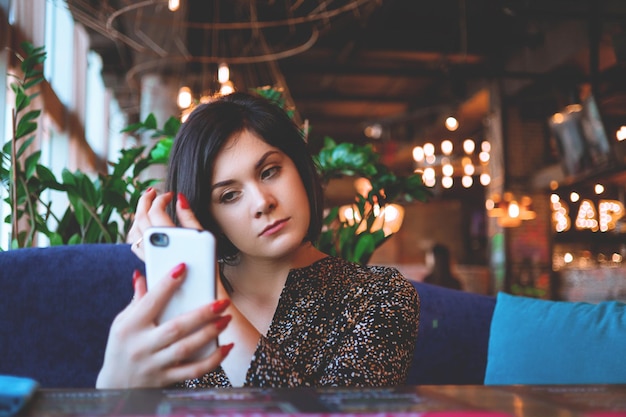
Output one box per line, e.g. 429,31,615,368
166,91,324,261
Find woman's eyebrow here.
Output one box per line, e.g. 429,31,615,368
211,151,280,191
254,150,279,170
211,179,234,191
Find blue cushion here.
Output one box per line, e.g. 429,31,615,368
485,292,626,385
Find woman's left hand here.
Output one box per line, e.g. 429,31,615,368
128,190,203,260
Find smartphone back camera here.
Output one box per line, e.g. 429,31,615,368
149,232,170,247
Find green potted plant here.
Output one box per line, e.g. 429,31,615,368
1,42,168,248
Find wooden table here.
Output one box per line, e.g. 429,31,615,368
18,384,626,416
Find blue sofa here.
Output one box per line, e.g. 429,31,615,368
0,244,496,388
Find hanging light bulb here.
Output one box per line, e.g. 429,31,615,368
177,86,192,109
463,139,475,154
168,0,180,12
508,201,520,218
218,63,230,84
412,146,424,162
445,116,459,131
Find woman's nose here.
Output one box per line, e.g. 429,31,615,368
252,187,277,218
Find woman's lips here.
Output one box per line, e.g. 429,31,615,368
259,218,289,236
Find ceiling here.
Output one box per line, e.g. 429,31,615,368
67,0,626,176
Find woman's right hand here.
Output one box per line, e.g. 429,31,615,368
95,263,233,389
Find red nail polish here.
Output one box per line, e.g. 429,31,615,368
145,187,153,194
171,263,186,279
211,299,231,314
215,314,232,331
178,193,190,209
132,269,141,288
220,342,234,356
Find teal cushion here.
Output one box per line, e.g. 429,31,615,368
485,292,626,385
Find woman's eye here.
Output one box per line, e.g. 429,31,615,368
261,166,281,180
220,190,239,203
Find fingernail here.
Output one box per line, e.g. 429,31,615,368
211,299,231,314
215,314,232,331
132,269,141,288
220,342,234,357
177,193,190,209
171,263,186,279
145,187,153,194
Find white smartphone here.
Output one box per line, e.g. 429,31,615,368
144,226,218,359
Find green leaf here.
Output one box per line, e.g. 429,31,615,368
15,89,30,113
68,234,82,245
323,206,339,226
16,136,35,158
143,113,157,130
354,233,376,265
37,166,64,191
48,232,64,246
24,151,41,179
149,138,173,164
162,116,181,137
16,119,37,140
2,140,11,155
23,76,44,90
121,121,145,133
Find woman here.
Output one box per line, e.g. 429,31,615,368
97,92,420,389
423,244,463,290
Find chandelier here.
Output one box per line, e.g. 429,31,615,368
413,138,492,189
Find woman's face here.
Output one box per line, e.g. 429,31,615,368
209,130,311,261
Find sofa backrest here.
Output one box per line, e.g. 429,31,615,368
0,244,495,387
0,244,143,387
407,281,496,385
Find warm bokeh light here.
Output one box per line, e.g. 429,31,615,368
412,146,424,162
177,86,192,109
442,163,454,177
463,139,475,154
594,184,604,194
570,192,580,202
481,141,491,153
617,125,626,141
461,175,473,188
364,123,383,139
218,63,230,84
445,116,458,131
168,0,180,11
442,176,453,189
423,167,436,181
441,140,453,155
479,172,491,186
219,81,235,95
423,142,435,156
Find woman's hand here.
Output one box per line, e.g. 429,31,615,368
96,263,234,389
127,188,174,260
128,190,203,261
